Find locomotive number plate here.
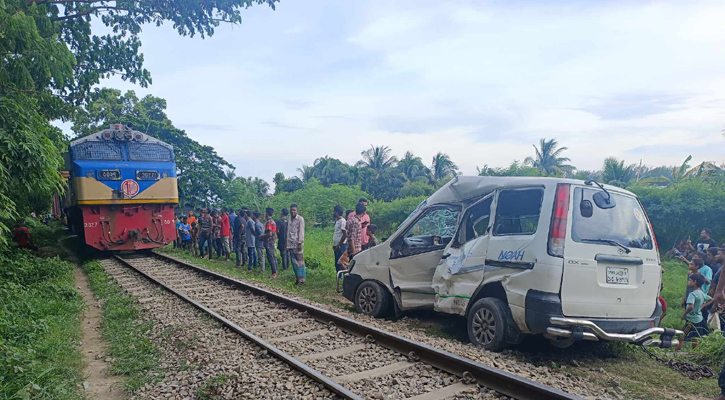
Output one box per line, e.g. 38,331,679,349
98,169,121,180
136,170,159,180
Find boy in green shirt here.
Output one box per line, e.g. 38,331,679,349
676,273,711,350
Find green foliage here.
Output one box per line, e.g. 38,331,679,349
631,179,725,249
690,331,725,369
72,88,233,207
398,180,435,198
601,157,636,187
368,195,427,235
81,260,160,393
0,249,84,400
264,180,368,226
0,94,65,244
477,160,540,177
430,152,458,183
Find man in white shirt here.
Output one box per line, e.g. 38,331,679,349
332,205,347,272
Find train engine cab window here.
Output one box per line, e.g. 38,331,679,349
72,141,122,160
128,142,173,162
493,188,544,236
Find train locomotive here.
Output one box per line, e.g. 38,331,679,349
64,124,178,251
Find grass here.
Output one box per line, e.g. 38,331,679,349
660,258,690,330
80,260,160,393
158,226,350,309
196,374,230,400
0,224,85,400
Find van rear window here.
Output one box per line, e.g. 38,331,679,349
572,188,653,250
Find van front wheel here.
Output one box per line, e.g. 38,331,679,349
467,298,508,351
354,281,389,318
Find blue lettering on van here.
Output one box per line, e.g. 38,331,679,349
498,250,525,261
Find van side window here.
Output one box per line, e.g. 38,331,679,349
493,188,544,236
456,197,493,246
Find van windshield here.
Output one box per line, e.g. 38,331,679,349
572,188,653,250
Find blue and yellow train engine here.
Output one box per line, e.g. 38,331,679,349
64,124,178,250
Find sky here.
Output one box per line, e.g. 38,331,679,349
72,0,725,184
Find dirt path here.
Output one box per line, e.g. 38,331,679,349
75,267,124,399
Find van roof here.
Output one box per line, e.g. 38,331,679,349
428,176,634,206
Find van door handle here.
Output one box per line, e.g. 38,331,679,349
441,253,451,259
595,254,643,265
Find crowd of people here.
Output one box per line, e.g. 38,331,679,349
172,198,379,286
665,228,725,351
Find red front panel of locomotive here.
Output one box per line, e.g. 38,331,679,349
82,204,177,250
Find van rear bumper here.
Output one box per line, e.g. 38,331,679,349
525,290,682,348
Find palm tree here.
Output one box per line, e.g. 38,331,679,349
397,151,429,181
524,138,573,176
296,165,315,182
224,168,237,182
430,152,458,183
639,155,721,186
601,157,636,187
356,145,398,175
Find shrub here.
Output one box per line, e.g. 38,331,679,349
631,179,725,249
368,195,427,235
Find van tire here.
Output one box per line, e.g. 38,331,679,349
467,298,509,352
354,281,389,318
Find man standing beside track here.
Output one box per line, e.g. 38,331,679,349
259,207,279,279
277,208,289,271
287,204,306,285
234,208,247,267
245,210,257,270
220,208,231,261
198,208,213,260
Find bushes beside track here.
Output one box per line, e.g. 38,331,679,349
0,248,85,400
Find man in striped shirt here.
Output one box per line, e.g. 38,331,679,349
347,203,365,258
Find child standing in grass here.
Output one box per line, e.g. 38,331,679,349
676,273,710,351
190,222,199,256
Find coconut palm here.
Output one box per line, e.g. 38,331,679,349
297,165,315,182
639,155,721,186
224,168,237,182
356,145,398,175
524,138,573,176
430,152,458,183
397,151,429,182
601,157,636,187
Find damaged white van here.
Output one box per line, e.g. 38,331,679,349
340,176,682,351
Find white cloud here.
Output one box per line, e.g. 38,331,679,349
84,0,725,185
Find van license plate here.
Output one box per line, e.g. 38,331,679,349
606,267,629,284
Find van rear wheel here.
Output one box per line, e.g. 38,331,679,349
354,281,389,318
467,298,508,351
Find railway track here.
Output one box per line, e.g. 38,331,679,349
106,252,581,400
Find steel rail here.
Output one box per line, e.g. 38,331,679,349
112,255,363,400
150,252,581,400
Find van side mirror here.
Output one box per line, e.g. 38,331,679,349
593,191,616,209
580,199,593,218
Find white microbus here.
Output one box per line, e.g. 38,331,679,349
340,176,681,351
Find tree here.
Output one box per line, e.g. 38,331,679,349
397,151,430,182
398,180,435,198
524,138,574,176
357,145,398,175
430,152,458,183
72,89,232,207
297,165,315,182
225,168,237,182
477,160,539,177
601,157,636,187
